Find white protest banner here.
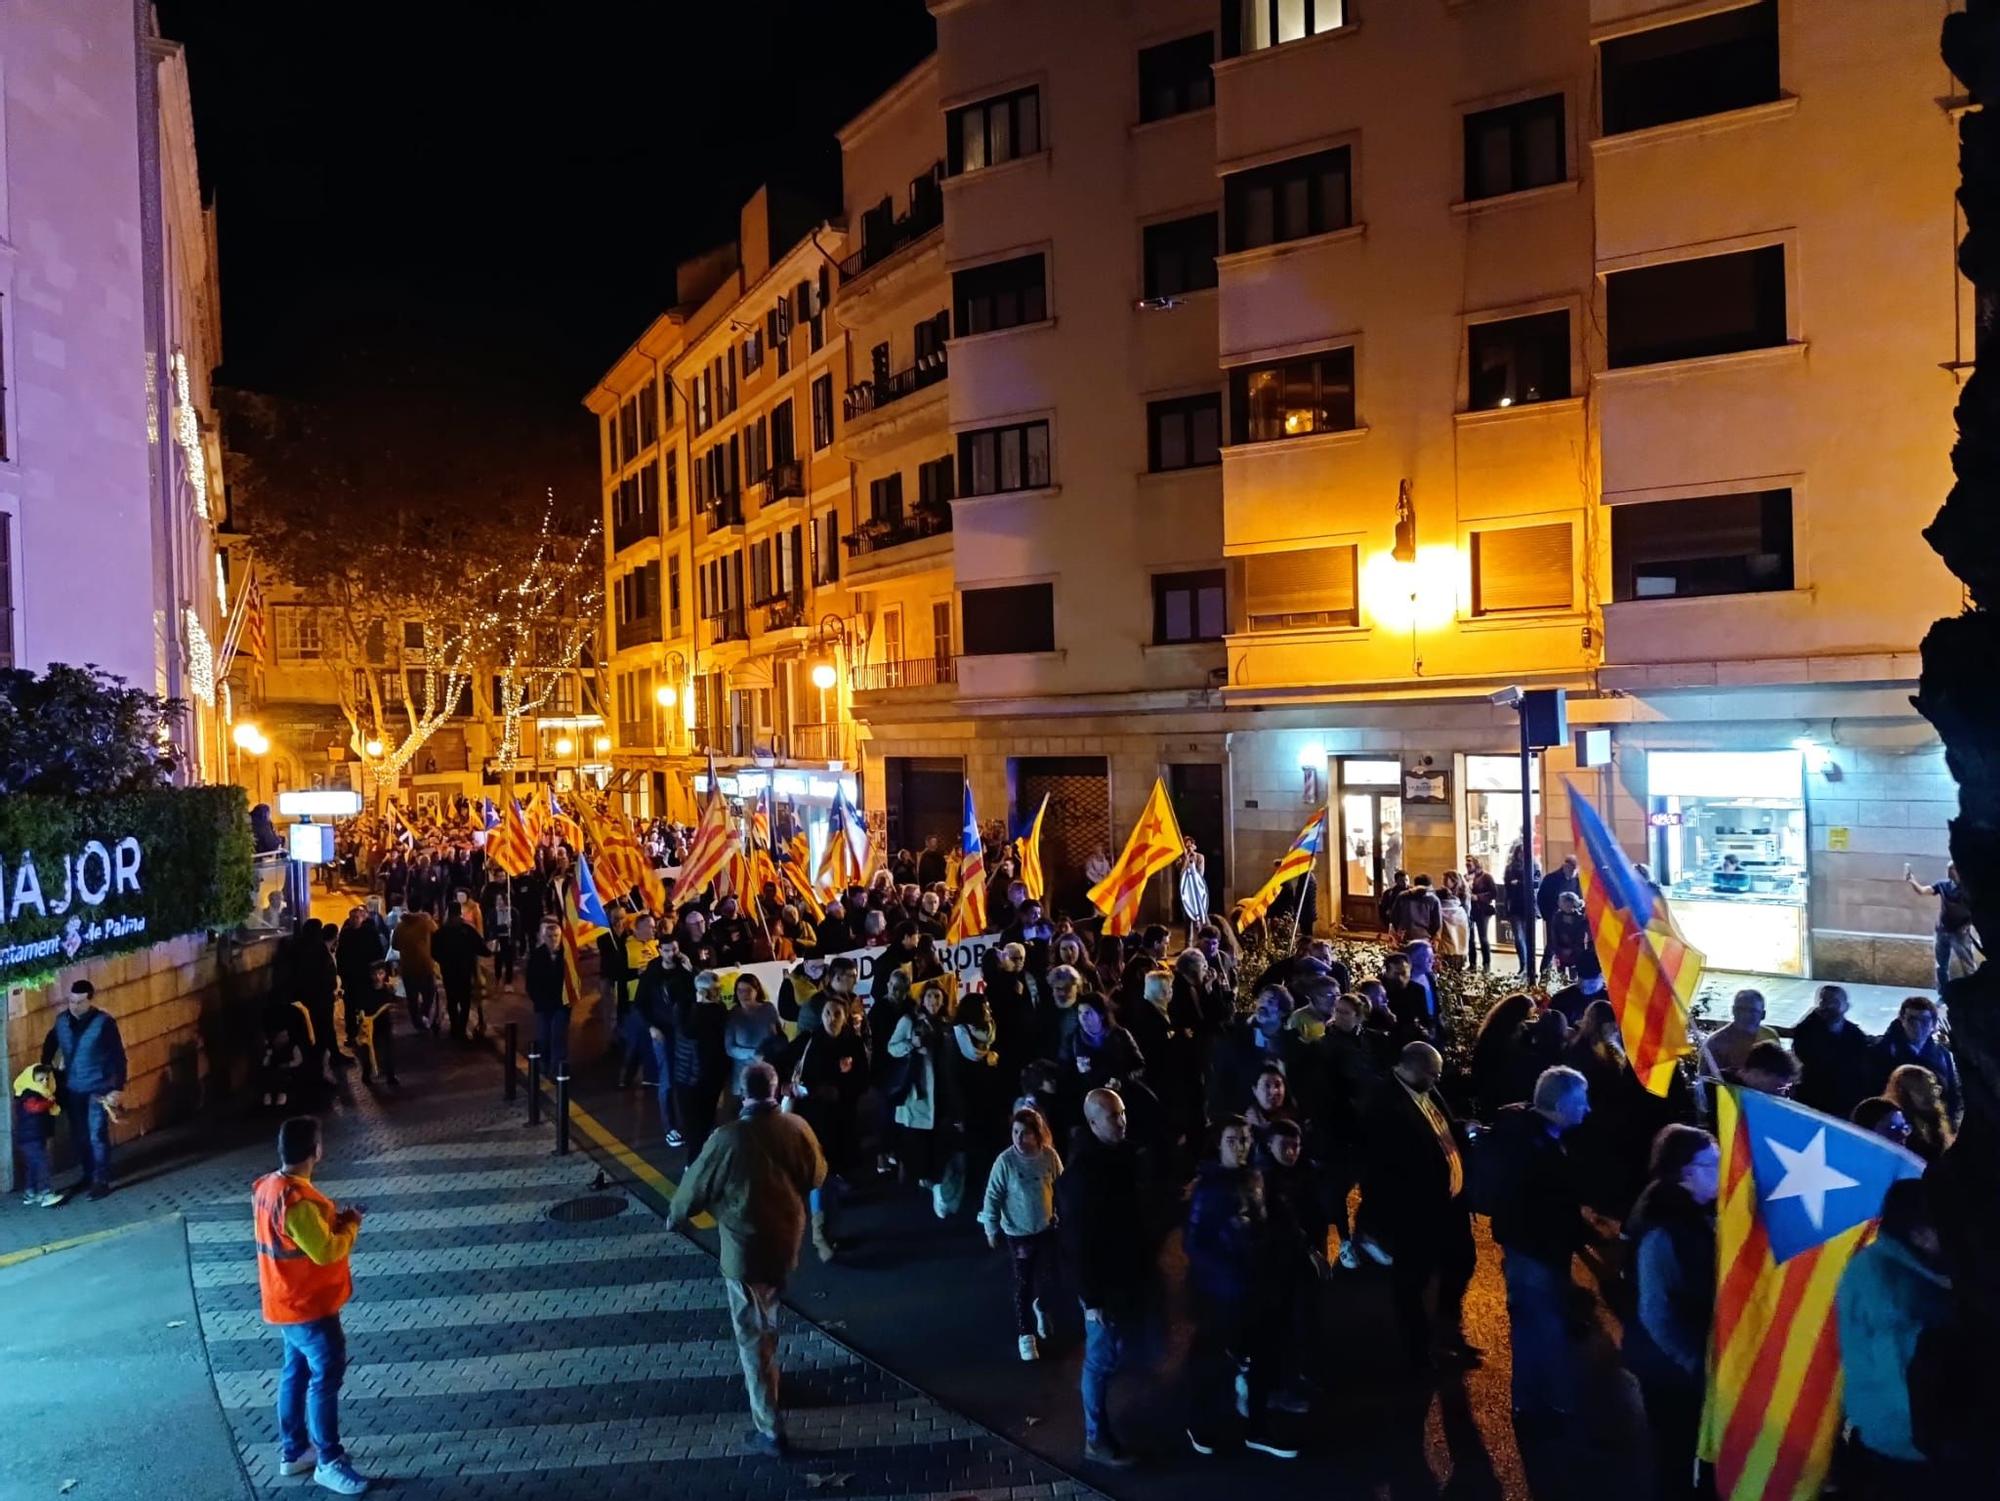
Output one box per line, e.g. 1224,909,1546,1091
689,934,1000,1004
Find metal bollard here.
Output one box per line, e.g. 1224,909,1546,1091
527,1050,542,1127
554,1072,571,1156
503,1022,518,1102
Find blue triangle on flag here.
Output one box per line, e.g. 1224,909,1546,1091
1735,1088,1924,1263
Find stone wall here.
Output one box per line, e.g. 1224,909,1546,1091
3,929,278,1188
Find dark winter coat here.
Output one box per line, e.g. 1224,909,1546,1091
1483,1103,1587,1267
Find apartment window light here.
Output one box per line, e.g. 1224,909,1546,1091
1229,346,1356,443
1600,0,1780,138
1224,146,1351,253
1467,310,1571,410
1223,0,1344,59
1606,245,1786,368
947,87,1042,175
1464,94,1566,202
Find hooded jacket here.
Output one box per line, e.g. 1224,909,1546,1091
1837,1233,1954,1462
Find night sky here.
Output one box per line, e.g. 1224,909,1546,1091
157,1,937,503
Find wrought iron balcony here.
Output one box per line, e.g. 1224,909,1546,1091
611,506,659,554
786,721,853,764
759,458,805,506
614,611,662,651
843,350,948,422
701,495,745,536
762,594,808,633
844,503,953,559
837,170,945,281
850,654,957,692
709,606,748,645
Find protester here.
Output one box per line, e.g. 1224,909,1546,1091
1470,993,1539,1121
351,962,400,1088
668,971,731,1161
1485,1066,1591,1421
392,904,439,1032
1784,984,1878,1120
723,974,782,1101
779,996,866,1261
889,981,960,1216
432,901,487,1042
1850,1095,1915,1148
1466,856,1498,971
40,980,126,1198
1885,1065,1953,1163
669,1061,828,1458
1905,861,1979,992
255,1116,370,1495
1621,1124,1720,1501
1873,996,1961,1123
524,915,569,1074
1057,1089,1149,1468
979,1106,1065,1361
1836,1178,1954,1497
1703,989,1779,1076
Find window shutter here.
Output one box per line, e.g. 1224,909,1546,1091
1473,523,1573,613
1243,546,1357,627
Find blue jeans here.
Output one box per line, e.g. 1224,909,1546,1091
1080,1309,1126,1446
277,1315,348,1463
533,1008,570,1074
18,1137,50,1194
1502,1250,1575,1415
652,1035,675,1134
1934,928,1977,993
61,1091,112,1186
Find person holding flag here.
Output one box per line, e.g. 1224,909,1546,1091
1234,809,1327,935
1015,793,1049,906
817,782,870,898
948,782,988,944
1088,780,1184,938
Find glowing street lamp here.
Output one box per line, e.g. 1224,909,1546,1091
592,734,612,755
810,662,838,691
232,721,269,756
364,738,384,758
554,736,575,757
654,684,677,708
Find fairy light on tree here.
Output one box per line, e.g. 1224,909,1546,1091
488,490,604,780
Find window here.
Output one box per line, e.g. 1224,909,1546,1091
1601,0,1779,137
959,420,1052,496
620,398,639,464
1139,33,1214,122
914,311,948,363
1471,523,1573,615
744,415,768,488
1143,214,1218,298
1464,94,1566,202
870,473,905,525
402,620,426,652
962,582,1055,655
742,328,764,375
667,552,683,631
953,253,1048,336
932,600,954,669
1606,245,1786,368
1240,546,1358,630
947,87,1042,175
1229,347,1356,443
1148,394,1222,471
665,451,679,527
639,382,659,447
1611,488,1794,602
1153,569,1226,644
1224,146,1351,252
604,413,618,475
771,399,796,465
1467,310,1571,410
814,507,841,584
918,454,956,507
1224,0,1344,57
811,374,834,451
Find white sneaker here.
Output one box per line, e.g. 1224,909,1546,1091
1033,1297,1049,1340
1018,1334,1040,1362
278,1449,316,1476
1358,1234,1394,1267
313,1456,370,1494
36,1190,62,1208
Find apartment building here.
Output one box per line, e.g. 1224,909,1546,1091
1,0,228,782
590,188,861,824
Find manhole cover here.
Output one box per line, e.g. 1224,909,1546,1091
548,1194,627,1224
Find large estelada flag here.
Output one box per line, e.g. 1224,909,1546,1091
816,782,869,897
486,797,537,877
674,754,734,901
1088,779,1183,937
947,781,987,942
1701,1086,1924,1501
1233,806,1326,927
558,854,614,1012
1567,782,1700,1096
1015,793,1050,903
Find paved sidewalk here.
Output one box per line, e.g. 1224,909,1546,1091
175,1039,1099,1500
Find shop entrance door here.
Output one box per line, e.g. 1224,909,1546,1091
1339,785,1404,929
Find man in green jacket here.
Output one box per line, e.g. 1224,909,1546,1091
670,1059,826,1457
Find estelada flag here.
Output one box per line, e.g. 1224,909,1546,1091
1567,782,1700,1095
674,754,734,900
1701,1086,1924,1501
947,781,987,943
1015,793,1050,903
1234,807,1326,927
1088,779,1183,937
816,782,869,897
558,862,612,1013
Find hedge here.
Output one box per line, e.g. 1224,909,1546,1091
0,785,254,984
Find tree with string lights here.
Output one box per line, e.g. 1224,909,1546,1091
485,492,603,785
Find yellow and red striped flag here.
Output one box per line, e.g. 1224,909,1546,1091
486,796,537,877
1015,793,1049,903
558,858,613,1011
947,781,987,942
546,785,584,851
816,783,869,897
674,754,734,900
1088,779,1183,937
1567,782,1700,1095
777,829,824,920
1234,807,1326,927
1700,1086,1924,1500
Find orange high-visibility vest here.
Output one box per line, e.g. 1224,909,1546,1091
252,1171,352,1324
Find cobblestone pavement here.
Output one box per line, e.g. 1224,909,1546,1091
177,1041,1100,1501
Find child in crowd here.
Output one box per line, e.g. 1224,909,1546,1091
354,960,401,1088
980,1106,1065,1362
256,1019,304,1109
11,1063,61,1206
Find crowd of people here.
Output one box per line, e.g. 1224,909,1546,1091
219,795,1976,1495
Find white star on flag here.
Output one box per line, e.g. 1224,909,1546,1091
1764,1127,1860,1230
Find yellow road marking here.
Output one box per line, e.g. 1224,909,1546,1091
537,1074,714,1230
0,1216,156,1270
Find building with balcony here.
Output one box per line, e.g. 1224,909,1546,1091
1,1,229,782
588,187,859,822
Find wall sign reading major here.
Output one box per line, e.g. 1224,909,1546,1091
0,838,146,969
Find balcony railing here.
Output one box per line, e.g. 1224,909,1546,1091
615,611,663,651
785,721,853,764
845,503,953,559
758,458,805,506
850,654,957,692
708,607,748,645
701,495,745,537
761,594,807,633
612,507,658,554
696,724,751,757
844,350,948,422
837,171,945,281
